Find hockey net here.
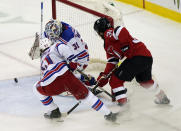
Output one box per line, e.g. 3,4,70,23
51,0,117,71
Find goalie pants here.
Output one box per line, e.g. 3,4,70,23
37,70,88,100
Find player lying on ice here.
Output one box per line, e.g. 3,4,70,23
93,17,170,106
29,19,118,122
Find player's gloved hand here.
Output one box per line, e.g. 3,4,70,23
81,74,97,86
97,72,109,87
68,62,78,71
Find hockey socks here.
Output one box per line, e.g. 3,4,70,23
140,80,170,104
33,85,58,112
81,91,111,115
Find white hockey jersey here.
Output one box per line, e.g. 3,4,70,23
40,22,89,86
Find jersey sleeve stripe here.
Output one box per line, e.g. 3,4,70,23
77,51,89,60
42,61,67,82
45,55,53,64
67,54,75,61
113,26,124,40
78,54,89,60
66,50,89,62
107,57,119,64
43,61,66,76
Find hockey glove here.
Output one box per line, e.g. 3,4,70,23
80,74,97,86
68,62,78,72
28,33,40,60
97,72,109,87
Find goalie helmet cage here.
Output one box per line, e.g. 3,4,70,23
51,0,114,66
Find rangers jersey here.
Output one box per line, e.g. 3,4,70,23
40,22,89,86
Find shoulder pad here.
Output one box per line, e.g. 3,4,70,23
61,26,74,42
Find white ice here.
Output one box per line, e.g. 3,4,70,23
0,0,181,131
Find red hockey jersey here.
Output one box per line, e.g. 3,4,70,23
103,26,152,74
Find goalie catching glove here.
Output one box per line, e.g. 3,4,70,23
28,33,40,60
29,33,53,60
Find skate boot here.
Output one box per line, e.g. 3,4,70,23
44,108,61,119
154,90,170,104
104,112,118,122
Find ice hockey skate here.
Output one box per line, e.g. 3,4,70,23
104,112,119,122
154,90,170,104
44,108,61,119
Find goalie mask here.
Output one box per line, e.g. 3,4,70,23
94,17,112,39
45,19,63,42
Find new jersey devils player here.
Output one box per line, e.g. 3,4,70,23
93,17,170,105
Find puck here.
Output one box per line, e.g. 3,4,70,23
14,78,18,83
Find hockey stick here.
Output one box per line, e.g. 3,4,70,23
40,2,43,39
77,68,116,99
60,66,118,117
76,69,103,95
77,69,90,81
92,65,118,91
93,83,115,99
92,57,127,98
92,65,118,99
76,66,117,99
61,101,81,117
